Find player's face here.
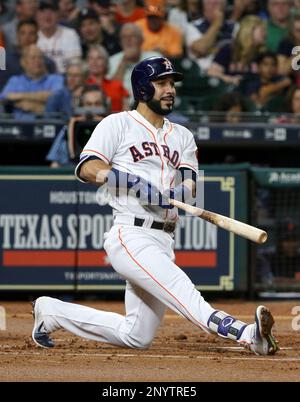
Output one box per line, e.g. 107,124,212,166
147,77,176,116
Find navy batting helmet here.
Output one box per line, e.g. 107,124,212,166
131,57,183,102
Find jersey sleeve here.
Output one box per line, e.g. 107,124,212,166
178,129,199,175
75,114,122,182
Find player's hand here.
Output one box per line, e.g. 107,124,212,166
136,178,174,209
169,184,191,202
105,168,173,208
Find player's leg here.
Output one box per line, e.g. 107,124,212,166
32,281,166,349
106,225,278,355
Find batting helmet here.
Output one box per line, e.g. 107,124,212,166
131,57,183,102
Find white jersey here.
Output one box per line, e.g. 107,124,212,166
75,110,198,222
37,26,82,73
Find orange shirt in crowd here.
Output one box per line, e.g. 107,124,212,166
135,18,183,58
115,7,145,24
86,77,129,112
0,31,5,48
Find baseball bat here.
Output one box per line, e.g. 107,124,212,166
168,198,267,244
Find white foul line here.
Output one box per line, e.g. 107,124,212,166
0,350,299,363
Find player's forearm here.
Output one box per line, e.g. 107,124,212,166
170,179,196,205
79,159,111,185
182,179,196,198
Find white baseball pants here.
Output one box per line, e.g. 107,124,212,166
37,224,252,348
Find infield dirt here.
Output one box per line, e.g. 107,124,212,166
0,299,299,382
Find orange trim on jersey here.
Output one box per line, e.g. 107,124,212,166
163,122,173,143
163,122,174,221
163,122,173,169
82,149,110,164
118,227,208,332
127,111,165,190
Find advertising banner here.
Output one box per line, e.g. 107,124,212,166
0,168,248,291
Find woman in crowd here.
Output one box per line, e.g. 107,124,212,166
86,44,129,112
207,15,267,86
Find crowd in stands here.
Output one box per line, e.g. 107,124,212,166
0,0,300,122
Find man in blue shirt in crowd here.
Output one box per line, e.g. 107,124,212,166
0,44,63,120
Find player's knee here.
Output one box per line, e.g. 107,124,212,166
130,341,151,350
35,296,53,310
124,335,153,350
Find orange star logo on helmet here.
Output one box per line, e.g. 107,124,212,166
163,59,173,71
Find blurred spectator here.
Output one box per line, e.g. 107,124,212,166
37,1,82,73
207,15,266,85
87,0,122,55
186,0,238,73
275,85,300,123
291,0,300,15
272,219,300,279
0,44,64,120
57,0,81,28
211,92,249,122
0,0,15,25
114,0,145,23
266,0,290,52
108,23,161,103
0,19,56,91
78,6,121,58
45,59,86,117
46,85,108,167
135,0,183,58
0,29,5,48
229,0,264,22
2,0,38,48
277,15,300,77
167,0,202,36
245,51,291,109
86,44,129,111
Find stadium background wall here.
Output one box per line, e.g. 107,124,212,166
0,166,251,292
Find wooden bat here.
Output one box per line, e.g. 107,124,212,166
169,198,267,244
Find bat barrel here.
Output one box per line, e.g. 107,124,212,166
168,198,268,244
216,215,267,244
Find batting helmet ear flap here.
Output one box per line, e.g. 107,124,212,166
139,84,155,102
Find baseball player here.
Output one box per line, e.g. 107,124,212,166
32,56,279,355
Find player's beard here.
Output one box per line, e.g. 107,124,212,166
147,97,174,116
